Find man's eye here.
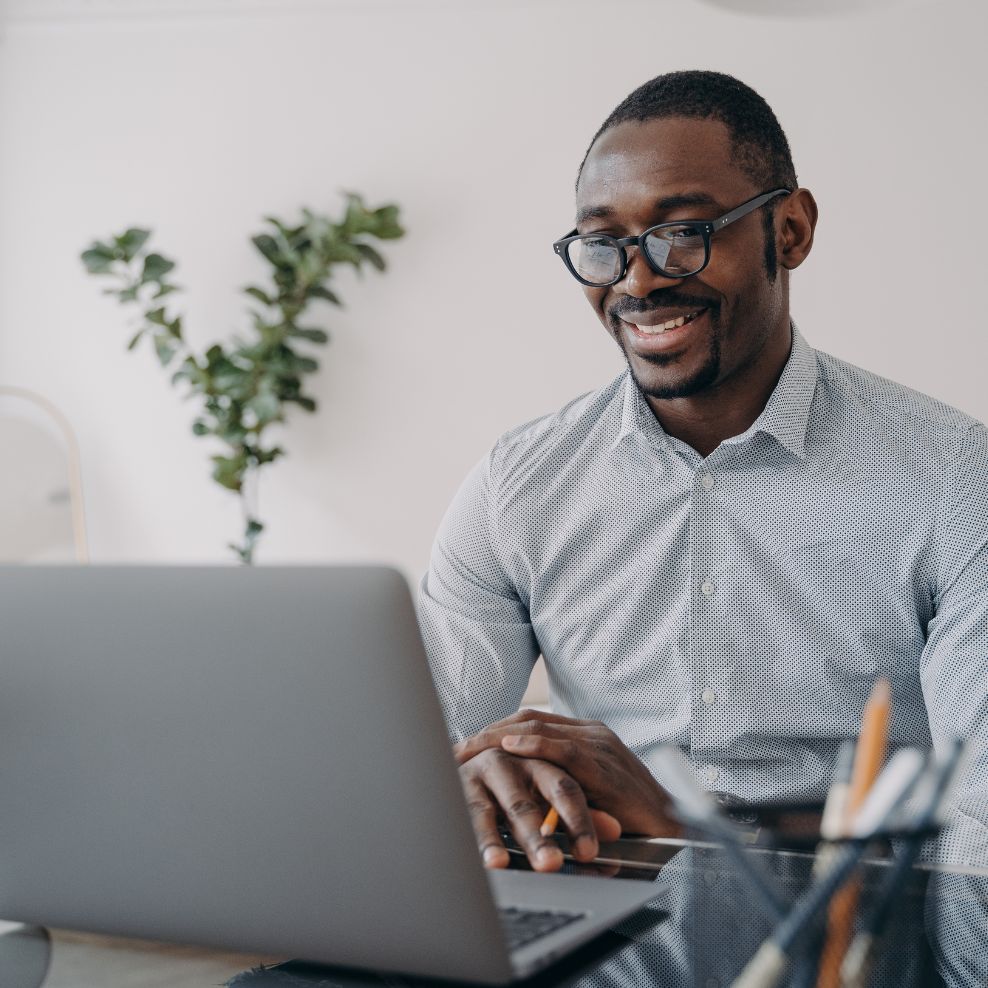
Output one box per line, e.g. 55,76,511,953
667,225,704,242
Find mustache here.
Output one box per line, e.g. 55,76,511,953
609,291,719,321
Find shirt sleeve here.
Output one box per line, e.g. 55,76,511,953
920,424,988,866
416,451,540,742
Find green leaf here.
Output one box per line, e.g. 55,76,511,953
245,391,280,425
244,285,274,306
211,454,245,492
146,307,168,327
372,204,404,239
255,446,284,465
81,244,117,274
171,356,200,387
119,285,140,303
154,335,179,366
287,326,329,344
153,283,179,299
115,228,152,261
126,330,144,351
355,242,386,271
252,233,282,266
218,425,248,446
341,193,369,235
327,242,364,266
306,285,342,306
142,252,175,282
191,420,210,436
293,395,317,412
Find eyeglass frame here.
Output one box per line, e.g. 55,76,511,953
552,188,792,288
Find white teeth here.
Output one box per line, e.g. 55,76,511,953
634,312,697,335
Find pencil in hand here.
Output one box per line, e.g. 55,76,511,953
539,806,559,837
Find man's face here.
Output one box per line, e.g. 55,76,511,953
576,116,789,401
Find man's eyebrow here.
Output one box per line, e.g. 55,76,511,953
575,192,721,228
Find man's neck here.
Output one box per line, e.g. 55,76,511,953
645,324,794,458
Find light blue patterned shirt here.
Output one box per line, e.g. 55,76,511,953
417,326,988,844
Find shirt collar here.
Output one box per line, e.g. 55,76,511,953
746,322,817,461
610,322,818,461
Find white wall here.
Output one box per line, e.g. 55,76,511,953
1,0,985,582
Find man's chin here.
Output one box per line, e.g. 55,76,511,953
628,354,721,400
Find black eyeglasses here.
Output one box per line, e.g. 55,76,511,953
552,188,791,287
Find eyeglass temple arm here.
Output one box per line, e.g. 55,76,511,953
710,189,791,233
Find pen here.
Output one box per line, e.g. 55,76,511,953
820,740,856,842
816,678,890,988
810,740,857,886
841,738,968,988
539,806,559,837
730,748,925,988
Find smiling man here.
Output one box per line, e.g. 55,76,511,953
417,71,988,872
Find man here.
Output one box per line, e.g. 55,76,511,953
416,71,988,873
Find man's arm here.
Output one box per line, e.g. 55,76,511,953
419,453,679,867
416,453,539,741
920,424,988,867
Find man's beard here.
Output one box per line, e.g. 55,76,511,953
614,307,723,399
628,337,722,399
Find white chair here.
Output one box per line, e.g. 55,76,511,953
0,387,88,563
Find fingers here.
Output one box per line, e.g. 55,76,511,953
589,808,623,842
462,749,599,872
499,779,565,872
501,733,591,778
462,776,511,870
454,717,602,765
529,762,599,863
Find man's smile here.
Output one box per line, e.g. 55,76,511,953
615,306,710,353
624,306,705,333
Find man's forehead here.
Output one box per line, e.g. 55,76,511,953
575,116,749,217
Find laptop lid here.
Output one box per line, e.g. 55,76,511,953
0,565,514,983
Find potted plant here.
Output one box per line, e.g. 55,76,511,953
82,194,404,562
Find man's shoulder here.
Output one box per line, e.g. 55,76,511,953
814,348,985,449
486,372,627,482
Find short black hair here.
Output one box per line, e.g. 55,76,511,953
577,70,798,193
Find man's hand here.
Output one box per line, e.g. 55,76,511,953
455,709,682,839
459,746,621,872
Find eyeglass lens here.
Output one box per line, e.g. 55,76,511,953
566,225,707,285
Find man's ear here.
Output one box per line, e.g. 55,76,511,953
779,188,818,271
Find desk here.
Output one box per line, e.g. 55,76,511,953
0,924,281,988
13,840,988,987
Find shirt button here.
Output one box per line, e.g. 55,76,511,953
701,580,714,596
700,472,714,490
704,765,720,785
703,870,718,888
701,687,717,706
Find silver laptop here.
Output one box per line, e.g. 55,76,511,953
0,565,661,984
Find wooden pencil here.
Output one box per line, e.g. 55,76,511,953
815,677,891,988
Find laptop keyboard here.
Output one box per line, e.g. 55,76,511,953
497,906,586,951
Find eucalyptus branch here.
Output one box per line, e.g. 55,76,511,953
82,194,404,563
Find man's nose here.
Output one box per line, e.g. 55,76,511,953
612,246,684,299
